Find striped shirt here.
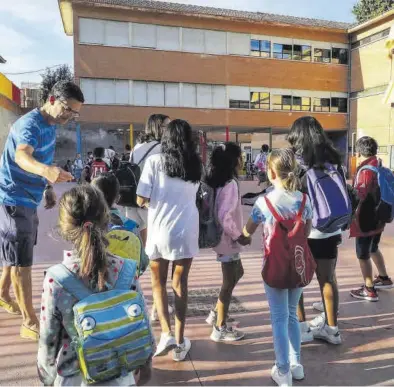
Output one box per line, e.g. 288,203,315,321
0,109,56,208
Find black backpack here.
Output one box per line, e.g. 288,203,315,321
115,143,159,207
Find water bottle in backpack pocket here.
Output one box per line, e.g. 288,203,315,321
306,163,352,233
48,260,153,385
197,182,223,249
262,194,316,289
356,165,394,229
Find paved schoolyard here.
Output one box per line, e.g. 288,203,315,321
1,182,394,386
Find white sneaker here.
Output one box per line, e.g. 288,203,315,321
205,310,234,326
290,364,304,380
210,325,245,342
313,324,342,345
150,304,174,322
299,321,313,343
271,365,292,386
154,332,177,357
173,337,191,362
312,301,324,312
309,313,326,329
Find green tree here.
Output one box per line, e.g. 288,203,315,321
40,64,73,103
353,0,394,23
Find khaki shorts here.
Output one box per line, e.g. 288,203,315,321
125,207,148,230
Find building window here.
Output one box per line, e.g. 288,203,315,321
351,28,390,49
229,100,250,109
273,44,292,59
313,97,331,112
250,92,270,110
293,96,311,111
251,40,271,58
314,48,331,63
331,97,348,113
332,48,349,65
293,45,312,61
273,95,292,110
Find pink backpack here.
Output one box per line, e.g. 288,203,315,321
262,194,316,289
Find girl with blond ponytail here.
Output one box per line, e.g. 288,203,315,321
242,148,313,386
37,185,151,386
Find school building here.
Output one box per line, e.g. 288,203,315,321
58,0,394,170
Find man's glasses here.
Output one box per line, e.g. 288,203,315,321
58,99,80,117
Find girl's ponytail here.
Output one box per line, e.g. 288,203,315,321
78,223,108,291
58,185,110,291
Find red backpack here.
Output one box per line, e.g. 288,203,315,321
262,193,316,289
90,160,109,179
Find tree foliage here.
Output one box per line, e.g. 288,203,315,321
40,64,73,103
353,0,394,23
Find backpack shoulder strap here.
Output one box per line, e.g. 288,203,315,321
296,193,307,220
264,196,283,222
137,142,159,166
114,258,137,290
48,264,92,300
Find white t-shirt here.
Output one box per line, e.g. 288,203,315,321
130,141,161,172
136,154,199,261
103,148,116,166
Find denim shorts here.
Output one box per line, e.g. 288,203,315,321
0,205,38,267
356,233,382,260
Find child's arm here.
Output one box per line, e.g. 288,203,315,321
136,158,155,208
354,169,375,200
37,276,63,386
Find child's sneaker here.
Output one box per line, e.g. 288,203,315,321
299,321,313,343
312,301,324,312
290,364,304,380
210,325,244,342
309,312,325,329
350,286,379,302
205,310,234,326
373,276,394,290
173,337,191,362
154,332,177,357
312,324,342,345
271,365,292,386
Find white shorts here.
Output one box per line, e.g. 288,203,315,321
125,207,148,230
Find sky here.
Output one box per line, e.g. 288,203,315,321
0,0,357,87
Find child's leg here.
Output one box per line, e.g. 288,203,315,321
355,236,375,288
264,283,290,374
288,288,303,366
172,258,193,345
150,259,171,333
297,292,306,323
370,234,388,277
315,258,339,327
216,259,244,327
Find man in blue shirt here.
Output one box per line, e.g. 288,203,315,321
0,81,84,340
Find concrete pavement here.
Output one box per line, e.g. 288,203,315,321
1,182,394,386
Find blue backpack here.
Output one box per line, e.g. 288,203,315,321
357,165,394,224
48,259,153,385
306,163,352,233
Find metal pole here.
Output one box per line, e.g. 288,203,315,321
129,124,134,148
226,126,229,142
269,127,273,150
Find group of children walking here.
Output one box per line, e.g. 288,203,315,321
35,113,393,387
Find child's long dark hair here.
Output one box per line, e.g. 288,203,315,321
161,119,202,183
206,142,242,188
287,116,342,168
58,185,110,291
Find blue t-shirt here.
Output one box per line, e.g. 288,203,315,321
0,109,56,208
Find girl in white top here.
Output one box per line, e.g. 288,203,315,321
127,114,170,245
137,119,202,363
